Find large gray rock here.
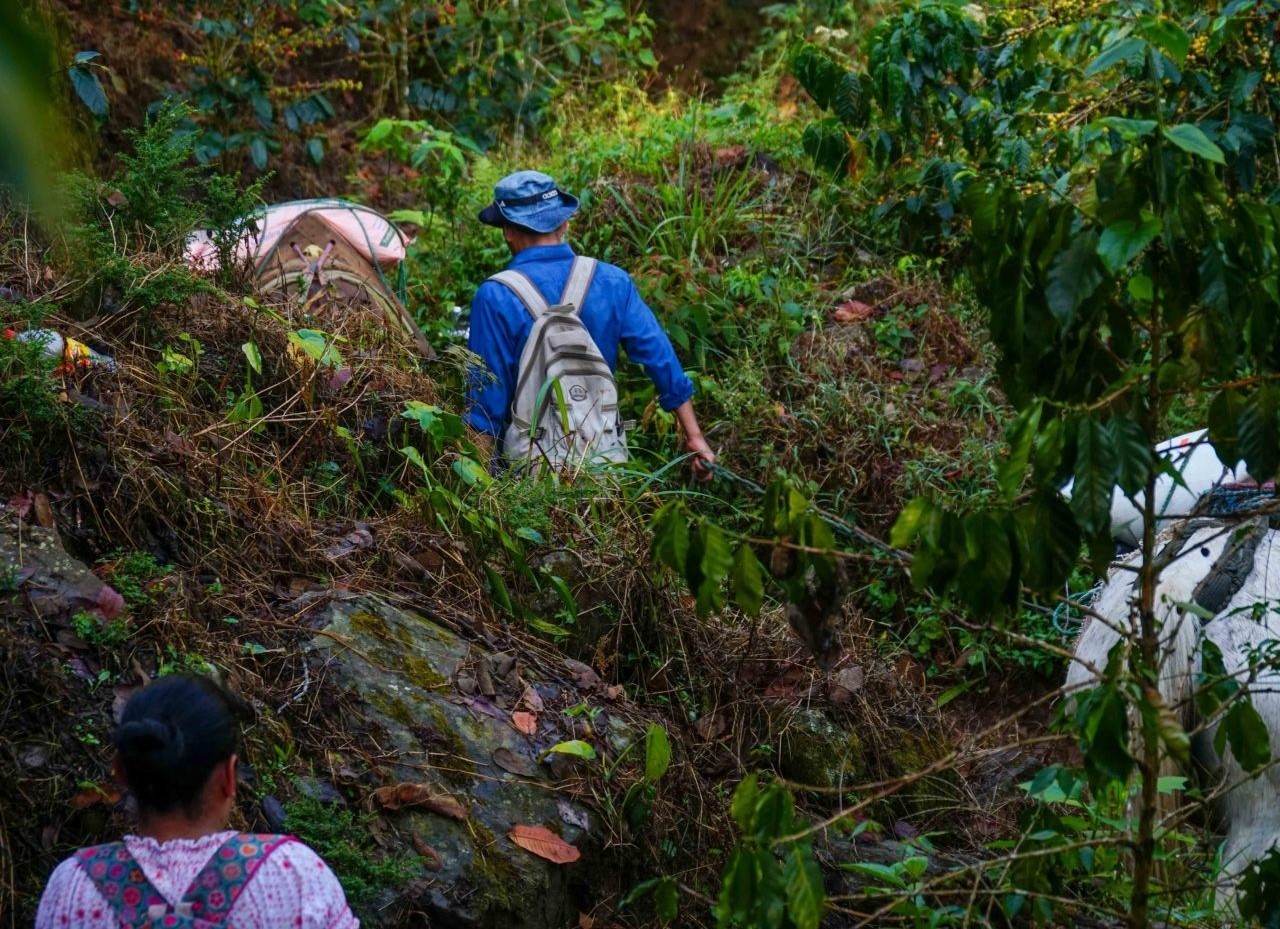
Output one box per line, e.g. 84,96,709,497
308,596,610,929
0,518,125,621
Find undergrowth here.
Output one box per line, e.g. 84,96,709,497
282,794,416,914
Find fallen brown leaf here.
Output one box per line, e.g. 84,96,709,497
508,824,581,864
33,492,54,528
371,783,467,820
492,747,536,777
71,783,120,809
412,833,443,871
511,711,538,736
832,299,874,323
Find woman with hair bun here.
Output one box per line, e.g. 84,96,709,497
35,674,358,928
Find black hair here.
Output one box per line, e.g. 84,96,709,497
501,220,543,236
113,674,240,816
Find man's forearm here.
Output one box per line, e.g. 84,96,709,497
672,400,704,443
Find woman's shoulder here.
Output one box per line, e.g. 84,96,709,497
238,837,359,927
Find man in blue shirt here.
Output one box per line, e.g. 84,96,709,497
466,170,715,479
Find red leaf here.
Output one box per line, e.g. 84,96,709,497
511,711,537,736
508,824,581,864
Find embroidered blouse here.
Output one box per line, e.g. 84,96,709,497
35,831,359,928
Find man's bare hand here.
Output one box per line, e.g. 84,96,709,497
686,433,716,482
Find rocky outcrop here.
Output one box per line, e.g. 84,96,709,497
307,596,622,929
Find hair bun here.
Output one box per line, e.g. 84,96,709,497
115,717,184,763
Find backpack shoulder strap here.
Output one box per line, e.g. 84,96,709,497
74,842,168,928
181,832,296,925
489,269,550,319
559,257,598,313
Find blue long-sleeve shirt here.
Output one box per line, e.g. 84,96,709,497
465,243,696,441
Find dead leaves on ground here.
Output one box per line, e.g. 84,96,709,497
371,783,467,820
831,299,874,323
508,824,580,864
511,710,538,735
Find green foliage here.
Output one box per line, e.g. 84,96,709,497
100,550,172,609
0,302,70,457
716,776,824,929
282,794,416,914
1239,848,1280,928
71,610,131,650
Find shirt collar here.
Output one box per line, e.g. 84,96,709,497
509,243,575,267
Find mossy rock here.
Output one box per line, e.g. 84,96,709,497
776,708,867,791
880,729,962,824
309,596,599,929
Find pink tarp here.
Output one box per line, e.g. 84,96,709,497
185,199,407,272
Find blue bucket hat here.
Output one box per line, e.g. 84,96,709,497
478,170,579,234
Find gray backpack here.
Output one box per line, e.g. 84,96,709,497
489,257,627,468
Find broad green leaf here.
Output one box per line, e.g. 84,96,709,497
452,456,490,487
1141,16,1191,62
890,497,938,548
731,544,766,617
545,739,597,761
997,402,1042,499
730,774,760,833
650,502,690,574
1097,216,1162,273
1046,232,1104,326
644,723,671,783
1217,698,1271,773
514,527,543,543
1096,117,1158,139
400,445,428,474
753,784,796,840
69,64,109,117
1197,638,1241,718
1163,124,1226,165
249,136,268,170
1082,684,1133,788
1237,847,1280,927
1086,37,1147,76
226,388,264,430
802,117,850,175
1127,273,1154,301
288,329,343,367
716,849,757,928
654,877,679,923
783,845,825,929
833,71,870,128
1014,492,1079,593
305,137,324,165
1107,416,1153,495
364,118,395,144
241,341,262,375
1208,389,1246,468
789,41,846,110
1239,386,1280,482
1069,418,1119,538
689,521,735,617
837,861,907,888
957,512,1013,615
